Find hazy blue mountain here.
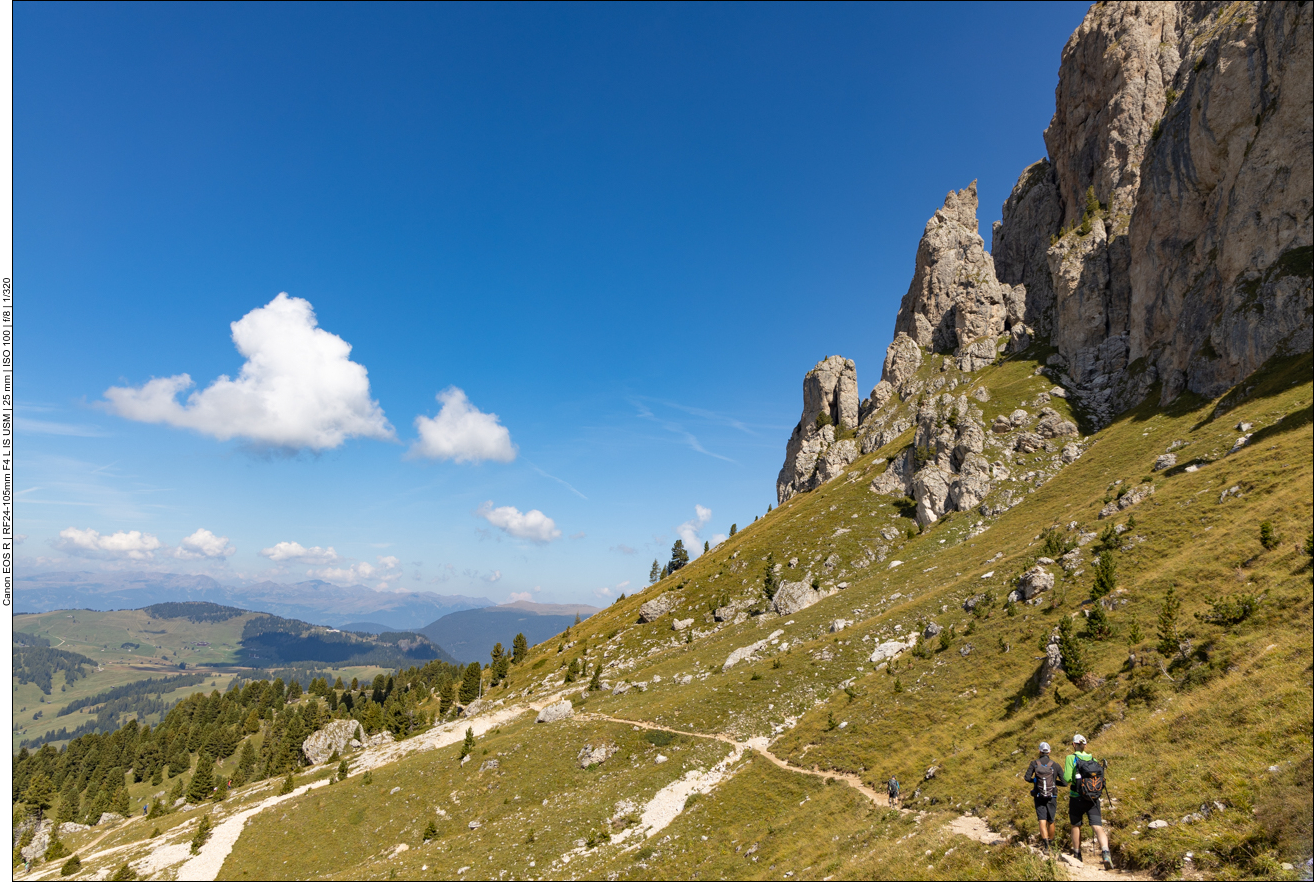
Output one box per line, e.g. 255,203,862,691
417,601,601,664
17,571,493,631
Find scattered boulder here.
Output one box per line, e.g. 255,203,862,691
991,414,1013,434
672,618,694,632
19,821,51,862
97,812,125,827
1036,407,1078,439
1014,432,1044,453
772,580,830,616
58,823,91,837
722,630,784,672
638,594,676,623
959,644,973,657
1060,442,1082,464
303,719,364,765
1099,483,1154,518
972,386,991,402
869,639,913,665
1017,565,1055,600
536,701,574,724
829,619,851,633
363,731,395,749
962,594,986,612
1010,409,1030,427
577,743,619,768
1153,453,1176,470
479,759,499,772
924,765,939,780
923,622,943,639
1148,819,1168,829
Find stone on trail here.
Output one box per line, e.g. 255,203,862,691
536,700,573,723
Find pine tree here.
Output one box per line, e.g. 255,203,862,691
1157,585,1183,659
574,613,582,625
588,665,603,691
459,663,482,704
762,553,778,601
190,815,212,854
1092,552,1117,598
669,539,690,573
512,633,528,664
649,560,661,584
1085,605,1114,640
112,785,130,816
703,540,710,554
729,523,737,537
423,819,437,841
338,759,350,782
287,680,302,701
439,681,456,715
234,740,256,786
22,772,55,820
334,677,345,690
187,752,215,804
212,776,228,803
1058,616,1088,684
460,727,476,761
660,564,669,579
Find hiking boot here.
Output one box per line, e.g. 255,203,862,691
1102,850,1113,870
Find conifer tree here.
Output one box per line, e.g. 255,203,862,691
762,553,778,601
729,523,737,537
660,564,669,579
22,772,55,820
190,815,212,854
588,665,603,691
1157,585,1183,659
649,560,661,583
460,727,476,761
669,539,690,573
423,819,437,841
287,680,302,701
459,663,482,704
1092,552,1117,598
1058,616,1088,684
188,752,215,804
338,759,350,782
512,633,528,664
439,681,456,715
703,539,710,554
335,677,345,690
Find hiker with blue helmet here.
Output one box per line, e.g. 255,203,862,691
1063,733,1112,869
1024,741,1060,853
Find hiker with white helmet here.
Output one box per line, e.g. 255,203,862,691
1023,741,1060,853
1063,733,1112,869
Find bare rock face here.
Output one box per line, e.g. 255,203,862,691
993,159,1063,335
1016,565,1056,601
303,719,362,765
536,700,573,724
892,182,1017,362
1007,1,1313,423
777,356,862,503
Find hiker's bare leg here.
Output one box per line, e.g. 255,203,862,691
1092,824,1109,851
1038,820,1051,840
1070,825,1081,853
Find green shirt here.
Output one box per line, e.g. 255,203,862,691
1063,751,1094,797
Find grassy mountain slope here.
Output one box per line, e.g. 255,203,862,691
19,347,1311,881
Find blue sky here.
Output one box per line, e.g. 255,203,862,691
16,1,1089,604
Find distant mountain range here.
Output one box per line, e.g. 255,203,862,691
16,571,494,631
414,600,600,664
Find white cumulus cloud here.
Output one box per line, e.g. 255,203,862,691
174,528,236,560
260,541,339,565
506,591,533,603
103,293,394,450
676,504,713,554
410,387,516,463
308,555,401,589
57,527,162,560
476,501,561,544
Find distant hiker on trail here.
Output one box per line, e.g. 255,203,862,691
886,775,900,808
1063,733,1112,869
1024,741,1060,853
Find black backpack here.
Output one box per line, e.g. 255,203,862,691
1074,756,1106,799
1033,758,1058,798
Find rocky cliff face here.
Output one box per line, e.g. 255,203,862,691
779,0,1310,501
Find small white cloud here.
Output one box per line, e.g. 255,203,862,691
308,555,400,589
610,543,636,555
57,527,162,560
484,570,503,583
410,387,516,463
616,580,631,590
103,293,393,451
676,504,713,554
260,541,338,565
594,586,614,600
174,528,236,560
507,591,533,603
476,501,562,544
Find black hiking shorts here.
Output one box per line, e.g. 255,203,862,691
1069,794,1102,826
1033,795,1057,822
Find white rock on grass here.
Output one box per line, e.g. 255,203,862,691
302,719,364,765
536,700,573,723
672,618,694,631
638,594,676,623
869,640,913,665
722,630,784,672
578,743,619,768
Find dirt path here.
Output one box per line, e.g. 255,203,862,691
584,711,1149,880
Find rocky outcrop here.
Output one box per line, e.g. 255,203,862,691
578,743,618,768
777,356,862,503
892,182,1019,361
302,719,361,765
992,1,1314,423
